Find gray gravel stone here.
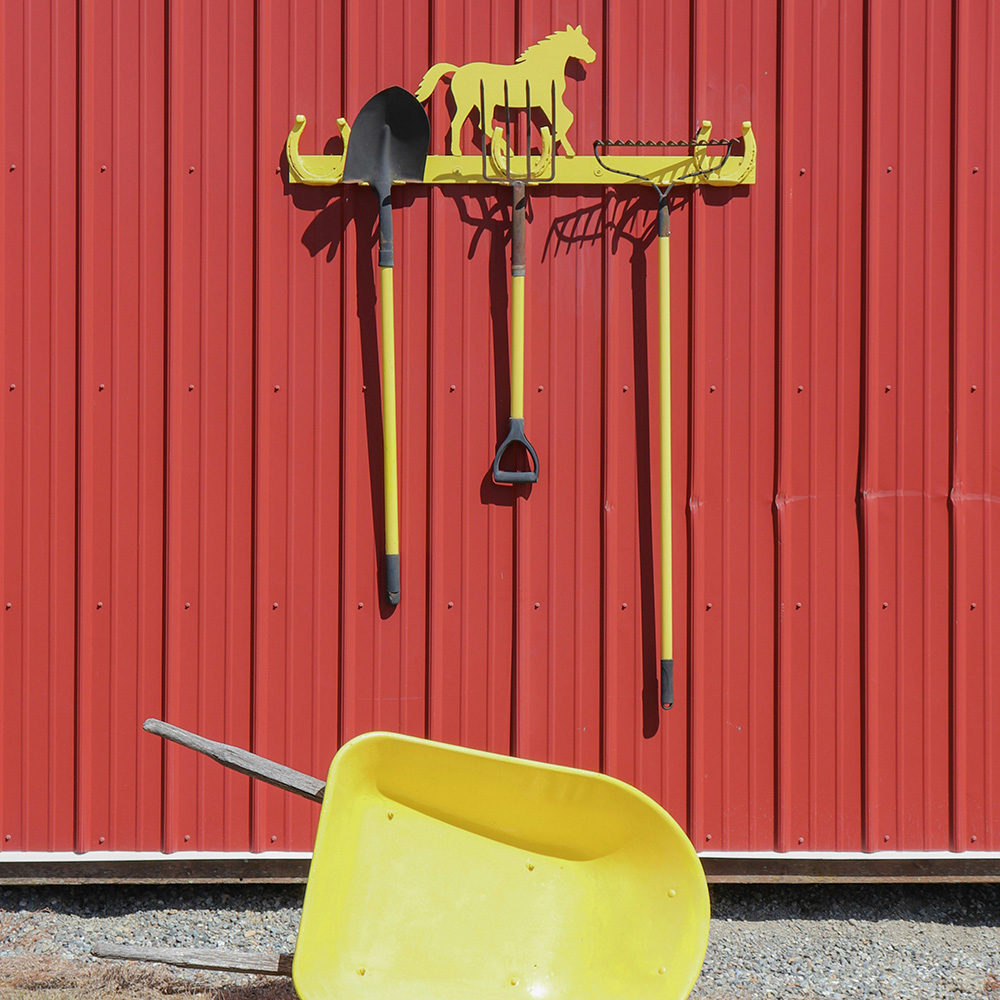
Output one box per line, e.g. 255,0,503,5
2,882,999,997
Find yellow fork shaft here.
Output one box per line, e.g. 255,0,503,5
509,273,525,419
380,265,400,605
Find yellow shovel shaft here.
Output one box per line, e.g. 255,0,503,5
380,265,400,560
658,234,673,676
509,273,525,420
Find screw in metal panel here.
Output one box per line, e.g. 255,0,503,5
4,834,9,841
271,835,277,842
449,384,456,392
188,384,195,391
973,167,979,174
387,810,395,820
274,385,280,392
667,889,676,898
971,835,978,842
189,166,195,173
99,384,105,391
622,385,628,393
358,969,367,977
795,602,802,610
886,166,892,173
972,385,978,392
5,603,10,610
797,385,804,393
101,165,107,172
8,384,15,391
447,601,454,609
526,861,534,870
98,836,105,843
705,834,712,841
534,602,540,609
621,602,627,610
798,837,804,844
971,603,977,610
96,602,103,609
706,603,712,610
184,834,191,842
358,602,364,609
538,385,544,392
184,602,191,609
710,385,716,393
799,168,805,176
272,602,279,610
884,385,891,392
884,834,890,841
882,602,889,609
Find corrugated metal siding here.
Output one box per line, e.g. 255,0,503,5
1,0,998,856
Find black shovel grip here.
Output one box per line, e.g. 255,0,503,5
492,417,539,484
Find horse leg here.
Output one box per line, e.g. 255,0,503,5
555,98,576,157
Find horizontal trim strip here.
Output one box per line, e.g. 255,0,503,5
1,852,999,885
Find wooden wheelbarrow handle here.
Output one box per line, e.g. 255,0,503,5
91,942,293,976
143,718,325,803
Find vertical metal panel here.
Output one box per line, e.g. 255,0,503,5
253,0,345,855
776,0,864,853
952,1,999,853
75,0,167,853
515,0,603,771
863,0,953,853
689,0,779,853
163,0,255,851
600,0,693,820
426,0,516,755
3,0,1000,858
1,0,77,851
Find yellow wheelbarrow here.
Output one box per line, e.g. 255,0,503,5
95,722,710,1000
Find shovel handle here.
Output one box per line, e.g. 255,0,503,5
379,264,401,605
143,719,326,802
659,225,674,710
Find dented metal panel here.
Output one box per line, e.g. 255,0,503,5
1,0,998,860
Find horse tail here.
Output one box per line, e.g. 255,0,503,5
415,62,458,102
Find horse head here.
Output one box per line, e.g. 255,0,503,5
563,25,596,64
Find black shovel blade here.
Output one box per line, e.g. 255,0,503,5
343,86,430,189
343,86,429,267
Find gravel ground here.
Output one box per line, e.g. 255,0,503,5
1,883,999,998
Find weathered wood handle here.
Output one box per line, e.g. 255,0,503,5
92,942,293,976
143,718,325,803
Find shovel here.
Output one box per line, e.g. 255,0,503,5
343,87,430,606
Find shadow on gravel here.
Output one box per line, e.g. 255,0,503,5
709,883,1000,927
0,885,306,920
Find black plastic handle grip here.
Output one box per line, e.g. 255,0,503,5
492,418,539,484
385,553,400,605
661,658,674,710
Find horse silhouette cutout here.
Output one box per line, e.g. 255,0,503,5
415,26,597,157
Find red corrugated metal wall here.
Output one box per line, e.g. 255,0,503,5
2,0,998,856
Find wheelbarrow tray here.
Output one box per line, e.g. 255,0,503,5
292,732,709,1000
